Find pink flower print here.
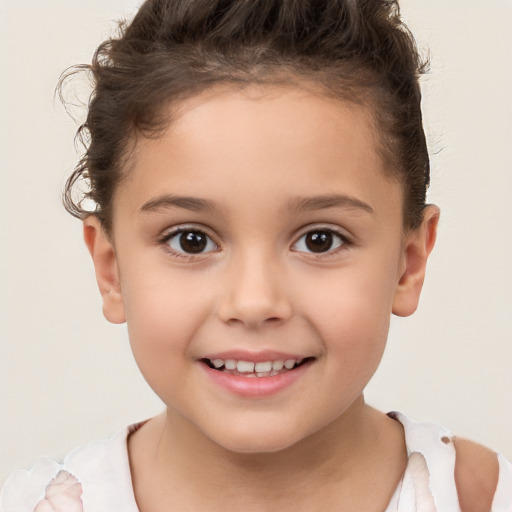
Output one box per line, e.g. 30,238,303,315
33,470,83,512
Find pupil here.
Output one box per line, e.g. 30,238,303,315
180,231,207,253
306,231,333,253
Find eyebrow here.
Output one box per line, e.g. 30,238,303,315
286,194,374,214
140,195,220,213
140,193,374,215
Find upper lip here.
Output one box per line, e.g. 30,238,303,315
201,350,312,363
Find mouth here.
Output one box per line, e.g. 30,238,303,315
201,357,314,378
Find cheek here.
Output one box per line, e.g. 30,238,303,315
296,258,399,375
119,267,214,382
300,260,397,333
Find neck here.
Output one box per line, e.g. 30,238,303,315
129,397,406,511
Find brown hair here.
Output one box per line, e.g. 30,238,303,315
61,0,429,233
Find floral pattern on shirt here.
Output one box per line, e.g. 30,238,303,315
33,471,83,512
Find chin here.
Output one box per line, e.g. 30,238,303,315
205,420,310,455
219,435,300,455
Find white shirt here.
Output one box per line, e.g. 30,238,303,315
1,413,511,511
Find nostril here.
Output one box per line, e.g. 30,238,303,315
221,311,289,329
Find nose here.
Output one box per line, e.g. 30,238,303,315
216,250,293,329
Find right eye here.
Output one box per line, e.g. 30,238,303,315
165,229,218,255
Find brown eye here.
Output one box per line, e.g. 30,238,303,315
167,230,217,254
293,230,345,254
306,232,333,252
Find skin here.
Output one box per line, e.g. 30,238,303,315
84,84,441,511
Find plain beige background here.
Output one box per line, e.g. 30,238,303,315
1,0,511,483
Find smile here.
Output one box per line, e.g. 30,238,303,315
203,358,309,377
200,354,314,397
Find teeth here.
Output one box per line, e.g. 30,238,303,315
224,359,237,370
208,357,303,374
272,360,284,371
237,360,255,373
255,361,272,372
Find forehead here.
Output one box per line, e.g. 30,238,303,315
116,84,401,222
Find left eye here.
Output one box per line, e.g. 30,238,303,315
293,230,345,254
166,230,218,254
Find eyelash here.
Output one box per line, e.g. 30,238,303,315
158,225,350,259
291,227,350,258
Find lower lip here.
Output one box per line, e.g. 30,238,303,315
200,360,313,398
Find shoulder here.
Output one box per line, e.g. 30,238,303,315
0,457,63,511
453,437,499,512
0,425,136,512
389,412,512,511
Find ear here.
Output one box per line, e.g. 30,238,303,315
83,216,126,324
392,205,440,317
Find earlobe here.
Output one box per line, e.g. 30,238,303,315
83,216,126,324
392,205,440,317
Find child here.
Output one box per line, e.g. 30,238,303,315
1,0,511,510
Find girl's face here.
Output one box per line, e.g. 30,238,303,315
87,85,436,453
